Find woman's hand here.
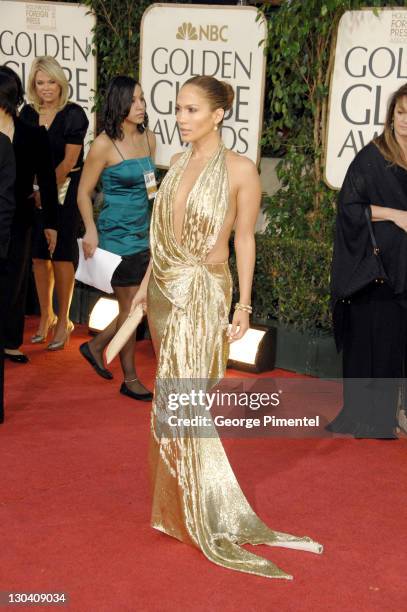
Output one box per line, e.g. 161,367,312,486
130,286,148,315
228,309,250,343
44,228,57,256
33,190,42,209
391,210,407,232
82,227,98,259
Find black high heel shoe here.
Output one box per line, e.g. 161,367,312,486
79,342,113,380
120,379,153,402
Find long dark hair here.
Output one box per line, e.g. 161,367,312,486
103,75,148,140
0,66,24,115
373,83,407,171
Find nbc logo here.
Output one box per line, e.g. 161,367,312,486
175,22,228,42
176,22,198,40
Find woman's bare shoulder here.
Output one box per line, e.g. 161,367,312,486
225,149,259,179
89,132,112,154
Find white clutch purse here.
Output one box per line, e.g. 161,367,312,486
57,177,71,205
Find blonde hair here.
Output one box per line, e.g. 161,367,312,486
27,56,69,112
373,83,407,171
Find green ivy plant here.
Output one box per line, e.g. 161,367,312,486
82,0,152,109
230,235,332,333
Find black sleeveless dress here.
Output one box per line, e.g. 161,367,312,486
20,103,88,265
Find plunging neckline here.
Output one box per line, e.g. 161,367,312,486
171,143,223,249
39,107,61,131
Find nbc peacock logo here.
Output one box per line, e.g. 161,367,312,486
176,22,198,40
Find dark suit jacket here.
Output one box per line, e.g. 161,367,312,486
0,133,16,259
13,118,58,230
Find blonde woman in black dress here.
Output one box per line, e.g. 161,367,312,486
22,56,88,350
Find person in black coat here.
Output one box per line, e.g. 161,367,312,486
327,83,407,439
0,123,16,422
0,67,58,364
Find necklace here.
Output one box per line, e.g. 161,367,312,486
126,133,148,156
39,106,58,129
117,131,151,164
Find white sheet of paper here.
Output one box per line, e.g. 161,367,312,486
75,239,122,294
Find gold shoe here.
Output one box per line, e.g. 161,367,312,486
31,316,58,344
47,321,74,351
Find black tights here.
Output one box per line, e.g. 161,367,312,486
88,284,148,390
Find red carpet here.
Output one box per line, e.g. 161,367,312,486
1,316,406,611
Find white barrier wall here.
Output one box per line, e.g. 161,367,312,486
0,0,96,137
140,3,267,168
325,8,407,189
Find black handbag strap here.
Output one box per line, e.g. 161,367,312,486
364,206,380,255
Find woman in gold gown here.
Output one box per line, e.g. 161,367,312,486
132,76,322,579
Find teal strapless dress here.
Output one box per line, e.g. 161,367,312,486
97,157,154,256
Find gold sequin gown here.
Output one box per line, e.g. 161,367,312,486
147,142,323,579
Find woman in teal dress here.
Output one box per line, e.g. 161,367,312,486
77,76,156,400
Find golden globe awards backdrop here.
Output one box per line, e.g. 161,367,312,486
0,0,96,136
325,8,407,189
140,3,267,168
